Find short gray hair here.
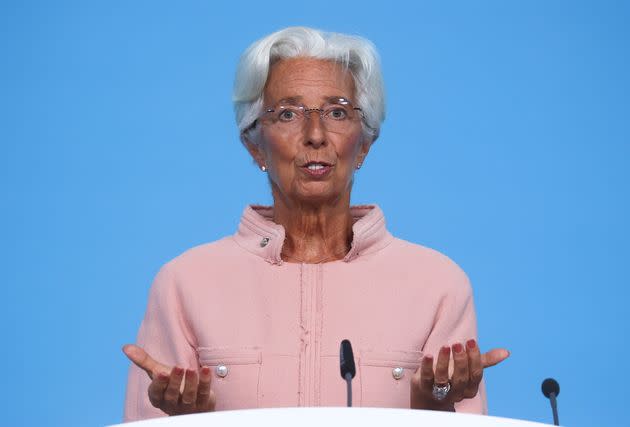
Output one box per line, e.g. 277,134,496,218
233,27,386,138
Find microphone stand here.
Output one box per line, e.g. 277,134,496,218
549,391,559,426
344,372,353,407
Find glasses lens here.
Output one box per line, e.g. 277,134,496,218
274,105,303,123
321,102,360,132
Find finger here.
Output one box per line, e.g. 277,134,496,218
147,372,170,409
464,339,483,399
122,344,169,380
411,354,434,409
419,354,435,392
434,346,451,386
196,366,215,411
481,348,510,368
163,367,185,413
180,369,199,412
449,343,468,402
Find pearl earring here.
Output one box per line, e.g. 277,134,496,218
356,163,362,170
261,165,267,172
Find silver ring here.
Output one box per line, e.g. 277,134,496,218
432,382,451,401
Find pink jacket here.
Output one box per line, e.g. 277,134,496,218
124,205,487,421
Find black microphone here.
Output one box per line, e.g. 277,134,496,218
541,378,560,426
339,339,356,407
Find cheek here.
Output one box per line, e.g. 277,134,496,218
343,143,362,159
267,144,296,171
335,137,364,166
262,138,298,183
260,130,292,163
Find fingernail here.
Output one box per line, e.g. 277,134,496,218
453,343,463,353
185,369,194,377
466,339,477,350
201,366,210,375
158,372,169,381
174,367,184,375
440,346,450,356
424,354,433,361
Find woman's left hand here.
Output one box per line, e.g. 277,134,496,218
410,339,510,411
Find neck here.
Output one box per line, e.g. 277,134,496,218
272,191,354,264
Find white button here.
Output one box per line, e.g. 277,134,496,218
392,367,404,380
260,237,270,247
216,364,229,378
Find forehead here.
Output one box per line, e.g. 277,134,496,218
263,57,356,105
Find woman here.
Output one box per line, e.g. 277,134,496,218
123,26,509,421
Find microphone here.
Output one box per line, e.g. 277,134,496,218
339,339,356,407
541,378,560,426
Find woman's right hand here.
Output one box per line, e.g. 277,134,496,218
123,344,216,415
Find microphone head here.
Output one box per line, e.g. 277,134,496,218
541,378,560,398
339,339,356,379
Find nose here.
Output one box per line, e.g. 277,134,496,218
303,110,326,148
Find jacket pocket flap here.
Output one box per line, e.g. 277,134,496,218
360,350,423,369
197,348,262,365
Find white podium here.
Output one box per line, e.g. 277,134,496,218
110,407,554,427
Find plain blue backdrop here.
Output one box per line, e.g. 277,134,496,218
1,1,628,426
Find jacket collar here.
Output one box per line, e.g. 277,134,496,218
233,204,393,265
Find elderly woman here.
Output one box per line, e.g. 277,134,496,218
123,27,509,421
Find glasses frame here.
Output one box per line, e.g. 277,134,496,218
247,97,366,134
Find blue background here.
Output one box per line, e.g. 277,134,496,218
2,1,628,426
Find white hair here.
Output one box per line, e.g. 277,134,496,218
233,27,386,138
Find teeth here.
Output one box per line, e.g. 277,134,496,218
307,164,325,170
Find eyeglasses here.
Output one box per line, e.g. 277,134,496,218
255,97,364,134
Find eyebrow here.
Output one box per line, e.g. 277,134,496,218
274,95,351,105
276,96,303,105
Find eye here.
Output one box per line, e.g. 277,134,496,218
325,107,348,120
277,107,300,122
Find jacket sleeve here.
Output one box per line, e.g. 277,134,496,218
421,269,488,414
124,263,199,422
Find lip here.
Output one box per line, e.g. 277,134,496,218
300,164,334,178
300,160,333,167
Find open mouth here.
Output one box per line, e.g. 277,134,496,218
301,161,334,176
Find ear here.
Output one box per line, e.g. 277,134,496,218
240,130,266,169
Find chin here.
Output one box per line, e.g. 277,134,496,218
293,187,341,205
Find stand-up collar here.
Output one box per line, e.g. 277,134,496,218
233,204,393,265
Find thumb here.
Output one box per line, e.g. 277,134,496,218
122,344,169,380
481,348,510,368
